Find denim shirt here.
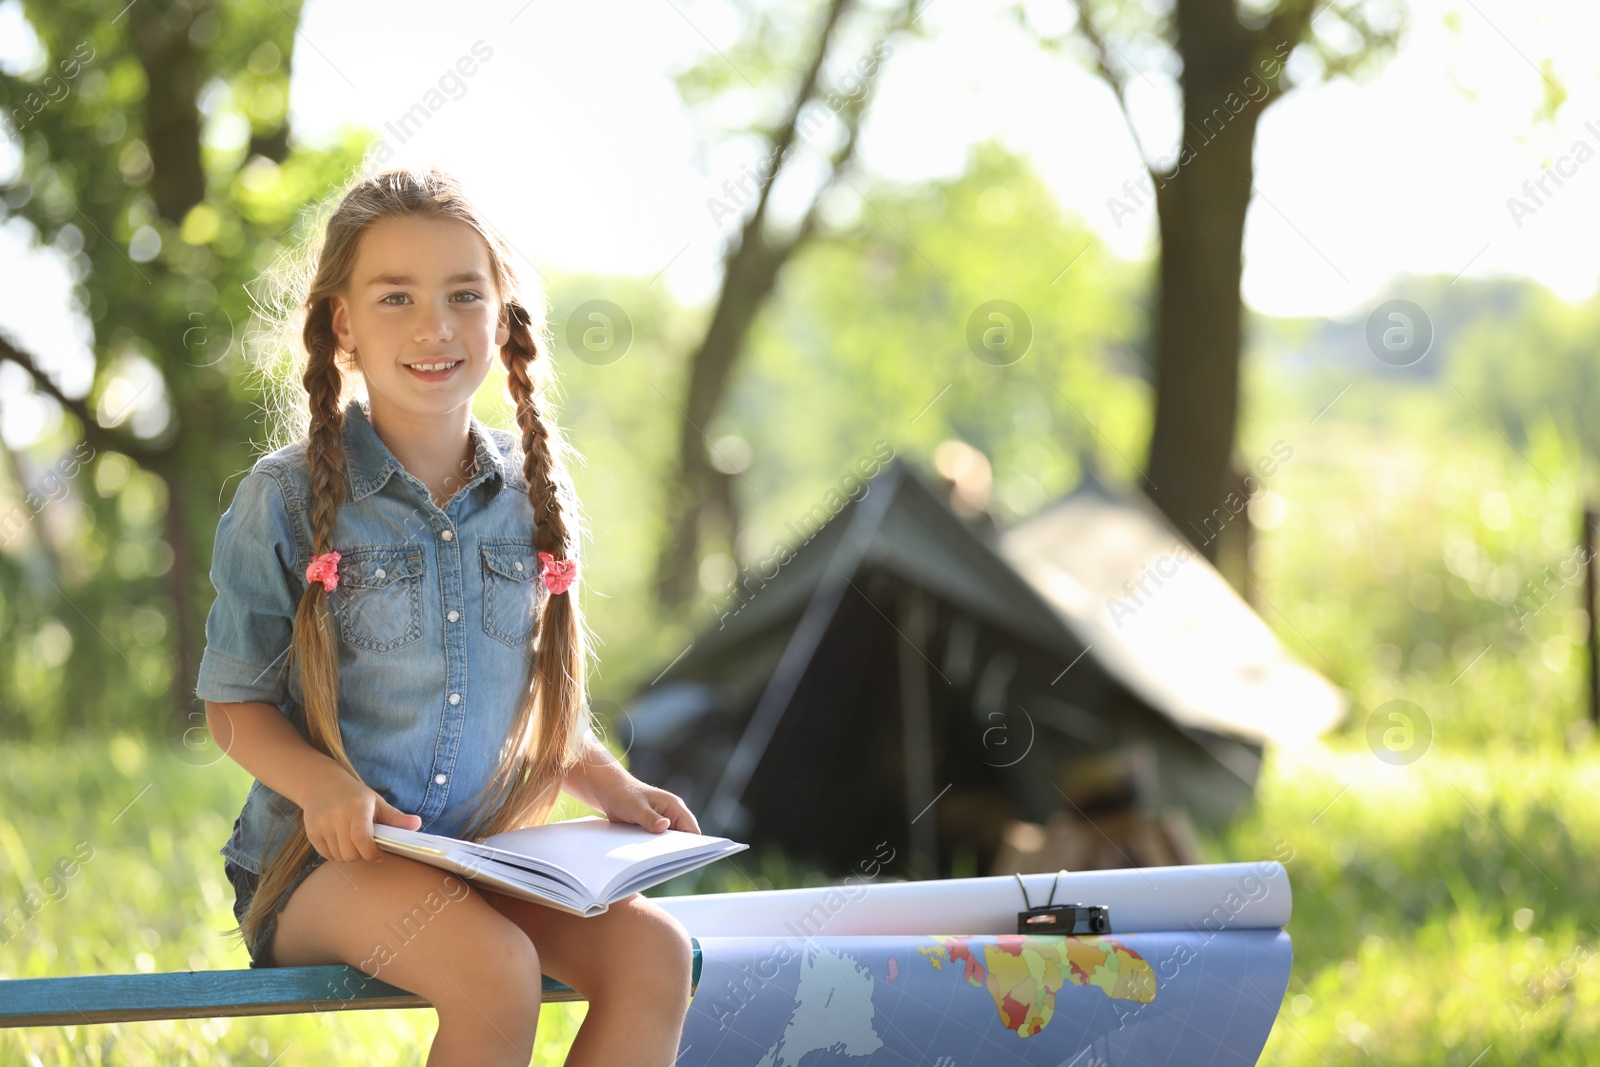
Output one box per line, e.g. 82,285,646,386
195,397,592,875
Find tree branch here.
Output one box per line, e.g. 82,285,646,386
0,330,162,464
1259,0,1319,98
743,0,855,240
791,0,919,247
1069,0,1157,172
658,0,921,608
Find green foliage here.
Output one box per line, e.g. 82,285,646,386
534,272,712,684
535,138,1150,700
712,138,1149,612
669,0,925,142
1449,285,1600,483
1293,0,1408,86
1199,274,1600,1061
0,0,373,740
1242,284,1598,750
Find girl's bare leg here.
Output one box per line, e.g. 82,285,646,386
480,889,695,1067
271,855,544,1067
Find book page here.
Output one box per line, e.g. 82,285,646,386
484,816,738,901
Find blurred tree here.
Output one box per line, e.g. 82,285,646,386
0,0,364,739
717,138,1149,594
1449,285,1600,472
1017,0,1404,566
654,0,923,611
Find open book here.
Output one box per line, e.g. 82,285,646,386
371,815,749,918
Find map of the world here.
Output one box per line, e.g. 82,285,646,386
676,930,1291,1066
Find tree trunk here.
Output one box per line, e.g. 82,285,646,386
1145,2,1261,565
657,245,786,607
134,0,213,727
132,0,206,226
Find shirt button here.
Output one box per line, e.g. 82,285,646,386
514,561,524,571
374,567,386,579
448,693,461,705
447,609,460,623
440,529,454,541
434,773,448,785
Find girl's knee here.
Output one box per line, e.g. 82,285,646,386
600,901,695,1002
636,899,693,956
484,924,545,987
431,925,543,1020
442,911,541,981
659,911,695,977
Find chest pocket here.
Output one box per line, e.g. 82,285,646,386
481,540,543,648
334,545,425,654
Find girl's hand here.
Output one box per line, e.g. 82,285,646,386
598,775,701,836
302,768,422,862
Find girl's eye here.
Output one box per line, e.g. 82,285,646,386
379,292,482,306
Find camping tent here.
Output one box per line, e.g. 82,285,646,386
998,466,1347,750
622,458,1341,881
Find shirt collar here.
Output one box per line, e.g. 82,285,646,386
341,397,509,503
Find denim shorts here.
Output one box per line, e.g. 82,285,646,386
224,853,328,968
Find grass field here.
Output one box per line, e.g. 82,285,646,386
1202,737,1600,1065
0,737,590,1066
2,726,1596,1065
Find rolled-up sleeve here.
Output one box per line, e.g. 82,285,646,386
194,467,301,706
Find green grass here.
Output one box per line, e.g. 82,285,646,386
1196,739,1600,1065
0,736,589,1065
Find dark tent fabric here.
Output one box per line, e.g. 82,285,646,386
623,458,1263,880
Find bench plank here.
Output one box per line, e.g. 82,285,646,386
0,940,702,1028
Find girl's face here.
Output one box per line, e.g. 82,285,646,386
329,214,510,419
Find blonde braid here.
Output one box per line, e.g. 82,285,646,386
451,298,592,842
232,302,371,962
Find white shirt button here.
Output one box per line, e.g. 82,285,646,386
434,773,448,785
514,561,524,571
446,609,460,623
374,567,386,579
448,693,461,705
440,529,454,541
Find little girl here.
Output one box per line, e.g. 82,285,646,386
196,165,697,1066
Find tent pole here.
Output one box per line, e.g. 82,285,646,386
701,462,908,838
898,579,940,880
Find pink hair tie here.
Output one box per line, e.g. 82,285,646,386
306,550,342,593
537,551,578,595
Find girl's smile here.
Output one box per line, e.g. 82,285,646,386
404,357,464,381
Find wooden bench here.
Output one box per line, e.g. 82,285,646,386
0,939,702,1027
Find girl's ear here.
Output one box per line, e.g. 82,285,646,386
495,301,511,348
330,293,354,354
